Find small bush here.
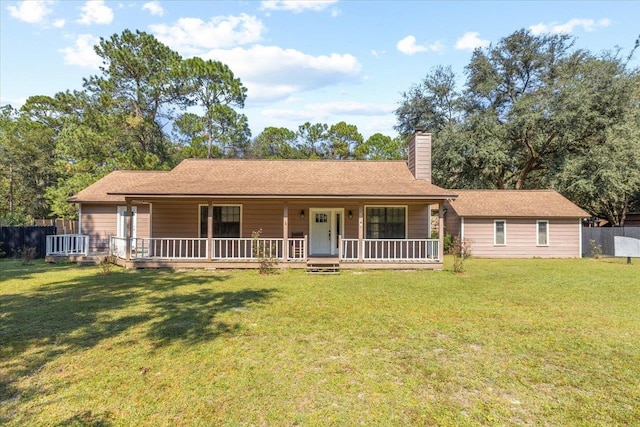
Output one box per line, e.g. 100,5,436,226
443,234,454,254
0,241,5,258
251,229,278,274
18,245,37,265
99,256,114,275
451,236,472,273
590,239,603,259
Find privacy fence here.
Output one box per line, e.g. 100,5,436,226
582,226,640,257
0,226,56,259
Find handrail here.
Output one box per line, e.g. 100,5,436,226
46,234,89,256
341,238,439,262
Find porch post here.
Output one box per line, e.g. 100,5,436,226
283,202,289,261
207,202,213,261
358,204,364,262
426,204,432,238
125,200,132,262
438,203,444,262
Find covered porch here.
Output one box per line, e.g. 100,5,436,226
110,197,444,269
106,234,441,269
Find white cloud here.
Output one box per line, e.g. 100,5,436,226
142,1,163,16
150,14,265,53
261,101,394,131
52,18,65,28
396,36,444,55
77,0,113,25
260,0,338,13
455,32,490,51
529,18,611,35
203,45,362,102
0,96,27,108
308,101,394,116
59,34,101,69
7,0,55,24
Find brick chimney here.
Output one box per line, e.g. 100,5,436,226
407,128,432,183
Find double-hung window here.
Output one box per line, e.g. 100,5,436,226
537,220,549,246
494,220,506,246
199,205,241,238
366,207,406,239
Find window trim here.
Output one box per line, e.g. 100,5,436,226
494,219,506,246
364,205,408,239
536,220,549,246
198,204,242,238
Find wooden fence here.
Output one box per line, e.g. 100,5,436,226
34,219,78,235
582,226,640,256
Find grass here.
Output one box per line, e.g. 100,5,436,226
0,257,639,426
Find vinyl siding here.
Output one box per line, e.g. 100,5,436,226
149,199,432,240
462,217,581,258
81,203,150,253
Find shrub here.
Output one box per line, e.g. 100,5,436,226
99,256,114,275
590,239,603,259
0,241,5,258
443,234,454,254
18,245,37,265
251,229,278,274
450,236,472,273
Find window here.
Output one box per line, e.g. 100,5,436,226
199,205,241,238
537,220,549,246
494,220,506,246
366,207,406,239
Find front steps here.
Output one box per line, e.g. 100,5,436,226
306,258,340,274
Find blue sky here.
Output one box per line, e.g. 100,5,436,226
1,1,638,139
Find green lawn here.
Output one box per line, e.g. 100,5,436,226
1,257,639,426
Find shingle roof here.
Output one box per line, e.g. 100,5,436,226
105,159,456,199
68,170,169,203
446,190,589,218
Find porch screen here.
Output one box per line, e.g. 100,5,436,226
199,206,241,238
366,207,406,239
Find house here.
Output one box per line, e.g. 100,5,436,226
51,131,456,270
444,190,589,258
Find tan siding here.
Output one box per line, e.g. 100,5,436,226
463,217,581,258
444,201,461,238
81,203,149,253
148,198,432,240
407,133,432,182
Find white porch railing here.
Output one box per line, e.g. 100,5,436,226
211,238,284,260
132,238,208,259
340,238,439,262
288,237,306,260
108,236,439,263
46,234,89,256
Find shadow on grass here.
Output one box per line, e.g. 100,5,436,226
54,410,114,426
0,266,277,422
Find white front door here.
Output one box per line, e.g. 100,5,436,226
116,206,137,257
309,209,343,256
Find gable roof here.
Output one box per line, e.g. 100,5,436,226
104,159,456,200
68,170,169,203
446,190,589,218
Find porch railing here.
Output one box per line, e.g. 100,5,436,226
132,238,208,259
340,238,439,262
212,238,283,260
46,234,89,256
108,236,439,263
